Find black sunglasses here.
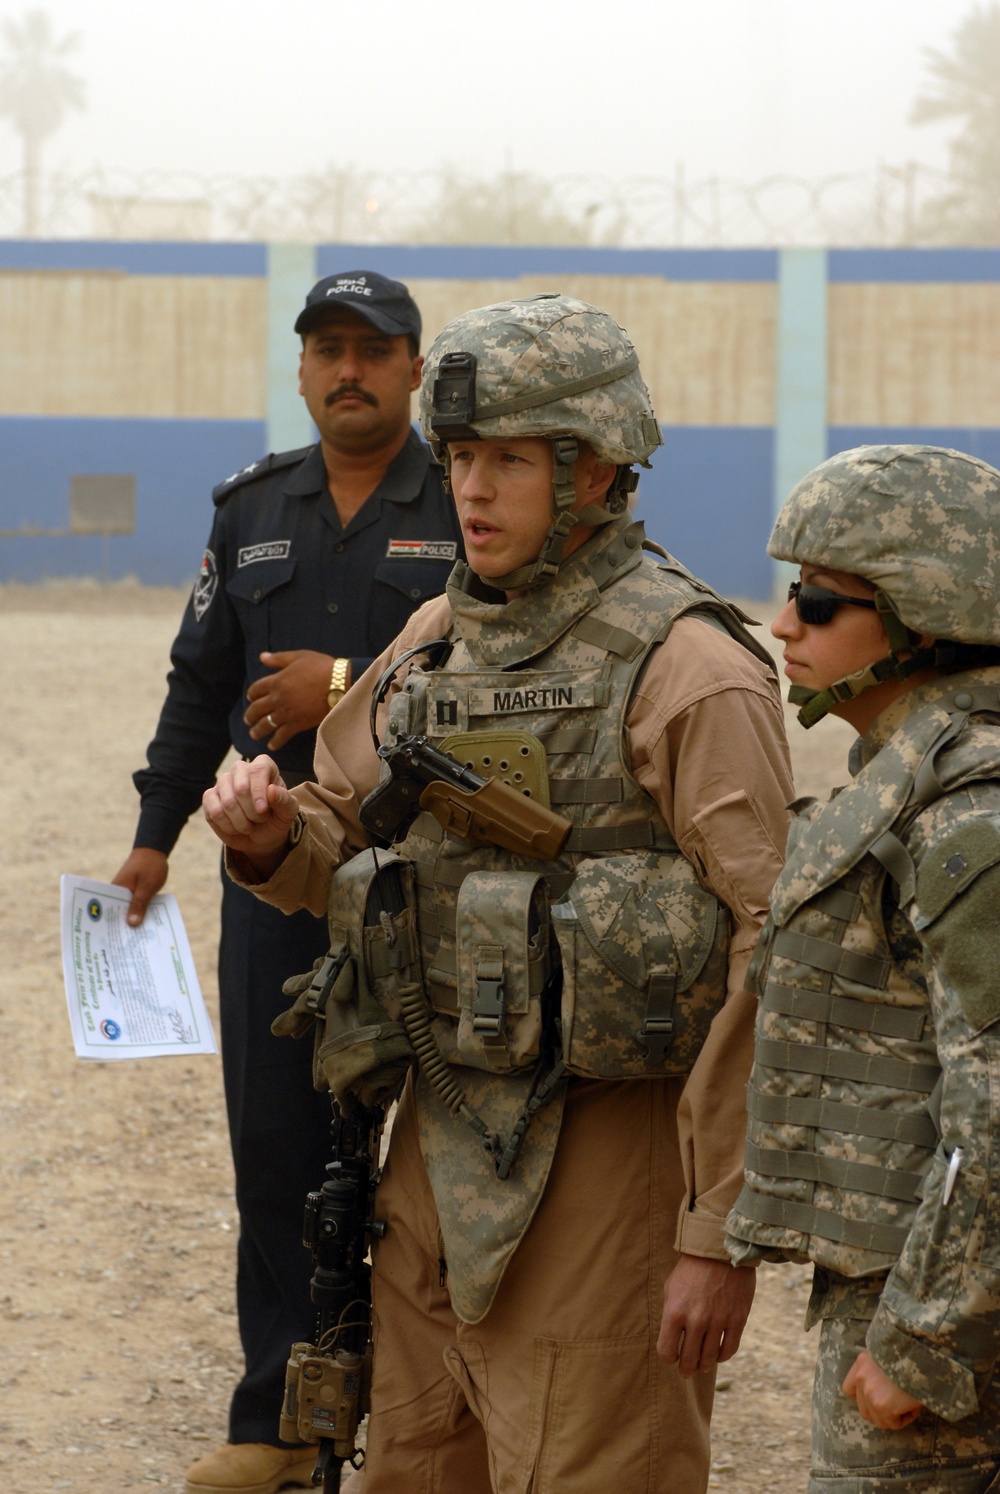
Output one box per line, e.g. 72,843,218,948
787,580,879,626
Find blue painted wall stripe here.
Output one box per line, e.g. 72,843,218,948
266,244,317,453
7,241,1000,284
830,426,1000,465
0,240,778,281
315,245,778,282
828,248,1000,283
0,239,267,275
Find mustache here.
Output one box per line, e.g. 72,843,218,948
325,384,378,408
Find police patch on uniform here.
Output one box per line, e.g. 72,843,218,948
386,539,457,561
193,547,218,621
238,541,291,568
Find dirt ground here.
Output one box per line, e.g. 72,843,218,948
0,581,859,1493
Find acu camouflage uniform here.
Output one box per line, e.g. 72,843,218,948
726,445,1000,1493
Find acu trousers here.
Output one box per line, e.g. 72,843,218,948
809,1276,1000,1494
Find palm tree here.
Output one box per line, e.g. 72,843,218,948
0,8,85,236
911,2,1000,242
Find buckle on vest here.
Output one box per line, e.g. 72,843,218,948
636,1017,675,1066
305,948,349,1015
472,977,504,1036
637,973,677,1067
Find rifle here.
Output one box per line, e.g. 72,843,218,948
280,1100,387,1491
360,732,571,859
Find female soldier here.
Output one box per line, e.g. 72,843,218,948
727,444,1000,1493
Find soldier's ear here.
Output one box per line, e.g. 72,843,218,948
579,454,616,504
410,354,424,393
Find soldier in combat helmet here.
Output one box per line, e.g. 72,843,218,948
203,293,794,1492
727,445,1000,1492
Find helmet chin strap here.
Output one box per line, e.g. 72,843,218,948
489,437,625,594
790,589,958,728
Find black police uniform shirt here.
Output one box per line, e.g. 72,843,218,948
133,428,461,855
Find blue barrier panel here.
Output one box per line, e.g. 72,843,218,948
315,244,778,283
0,240,266,275
829,426,1000,468
0,416,265,584
637,427,774,600
829,249,1000,283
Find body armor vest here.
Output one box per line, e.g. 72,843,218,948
728,673,1000,1278
319,516,773,1323
381,516,765,1084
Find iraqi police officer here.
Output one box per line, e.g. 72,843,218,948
727,446,1000,1492
203,293,794,1493
111,270,462,1494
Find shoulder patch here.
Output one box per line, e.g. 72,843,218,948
212,446,314,505
913,818,1000,930
919,858,1000,1033
192,547,218,621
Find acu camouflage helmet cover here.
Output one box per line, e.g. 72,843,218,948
770,444,1000,645
418,293,662,467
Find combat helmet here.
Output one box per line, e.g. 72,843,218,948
770,443,1000,726
419,293,662,591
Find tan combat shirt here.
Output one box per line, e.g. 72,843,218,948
229,596,794,1261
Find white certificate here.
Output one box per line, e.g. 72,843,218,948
60,875,218,1060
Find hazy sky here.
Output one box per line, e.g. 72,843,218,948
0,0,972,184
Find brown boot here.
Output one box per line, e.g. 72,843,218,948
183,1442,316,1494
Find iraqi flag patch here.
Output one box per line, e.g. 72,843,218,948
193,547,218,621
386,539,457,561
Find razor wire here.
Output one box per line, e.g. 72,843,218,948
0,160,962,247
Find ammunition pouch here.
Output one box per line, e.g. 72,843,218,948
273,850,420,1112
451,870,553,1073
418,851,729,1082
552,851,730,1078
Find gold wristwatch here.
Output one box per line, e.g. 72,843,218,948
326,656,350,709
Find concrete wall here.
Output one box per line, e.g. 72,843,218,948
2,242,1000,598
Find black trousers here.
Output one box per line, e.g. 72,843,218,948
218,868,332,1445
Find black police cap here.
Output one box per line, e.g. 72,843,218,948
294,269,421,345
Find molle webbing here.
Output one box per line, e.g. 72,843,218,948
565,821,669,853
754,1038,939,1094
810,887,862,922
744,1141,924,1204
771,929,891,989
869,829,917,906
550,777,623,806
763,982,926,1041
748,1088,939,1149
406,807,666,857
536,725,598,755
734,1189,913,1255
571,614,650,661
